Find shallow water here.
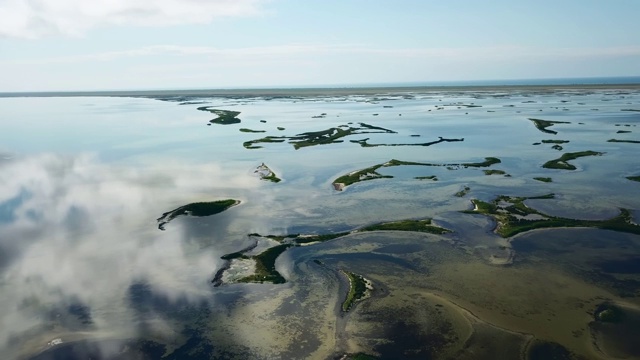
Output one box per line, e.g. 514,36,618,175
1,86,640,359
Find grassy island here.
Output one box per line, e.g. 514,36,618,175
341,271,369,312
415,175,438,181
198,107,241,125
254,163,281,183
528,118,571,134
239,128,266,133
541,139,570,144
243,136,287,149
236,244,292,284
332,157,501,190
359,219,450,234
627,176,640,182
462,194,640,238
542,151,603,170
157,199,239,230
455,186,471,197
483,169,506,175
533,177,553,182
607,139,640,144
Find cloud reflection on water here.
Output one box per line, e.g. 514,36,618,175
0,152,259,356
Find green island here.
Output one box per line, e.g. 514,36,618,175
359,219,450,234
616,130,632,134
215,219,449,285
541,139,570,144
462,194,640,238
594,303,625,323
157,199,240,230
483,169,507,175
533,177,553,182
332,157,500,190
627,176,640,182
542,150,603,170
243,136,287,149
528,118,571,134
607,139,640,144
415,175,438,181
341,270,369,312
198,107,241,125
455,186,471,197
254,163,281,183
277,126,285,131
239,128,266,133
349,136,464,148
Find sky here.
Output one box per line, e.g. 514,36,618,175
1,0,639,92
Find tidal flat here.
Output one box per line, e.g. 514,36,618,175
1,85,640,359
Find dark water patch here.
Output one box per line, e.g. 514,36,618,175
595,256,640,274
29,339,167,360
375,244,423,254
526,340,583,360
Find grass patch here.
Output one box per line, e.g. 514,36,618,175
415,175,438,181
455,186,471,197
360,219,449,234
239,128,266,133
533,177,553,182
198,107,241,125
332,157,500,190
541,139,570,144
528,118,571,134
608,139,640,144
236,244,292,284
243,136,287,149
483,169,506,175
542,151,603,170
341,271,368,312
157,199,239,230
462,194,640,238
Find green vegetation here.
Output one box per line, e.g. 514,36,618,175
462,194,640,238
198,107,241,125
595,303,624,323
415,175,438,181
621,109,640,112
455,186,471,197
542,151,603,170
341,271,368,312
627,176,640,182
607,139,640,144
243,136,287,149
359,219,450,234
533,177,553,182
483,169,506,175
239,128,266,133
541,139,570,144
277,127,285,131
236,244,292,284
157,199,239,230
528,118,571,134
617,130,632,134
254,163,281,183
332,157,501,190
351,136,464,147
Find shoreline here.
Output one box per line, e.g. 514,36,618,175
2,83,640,98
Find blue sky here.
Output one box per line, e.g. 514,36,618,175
1,0,639,91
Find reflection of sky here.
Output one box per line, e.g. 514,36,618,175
0,153,262,356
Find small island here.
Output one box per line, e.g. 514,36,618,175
627,176,640,182
340,270,371,312
254,163,281,183
198,107,242,125
239,128,266,133
533,177,552,182
607,139,640,144
528,118,571,134
462,194,640,238
333,157,501,190
542,150,603,170
157,199,240,230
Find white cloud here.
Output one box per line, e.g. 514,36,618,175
0,0,268,39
